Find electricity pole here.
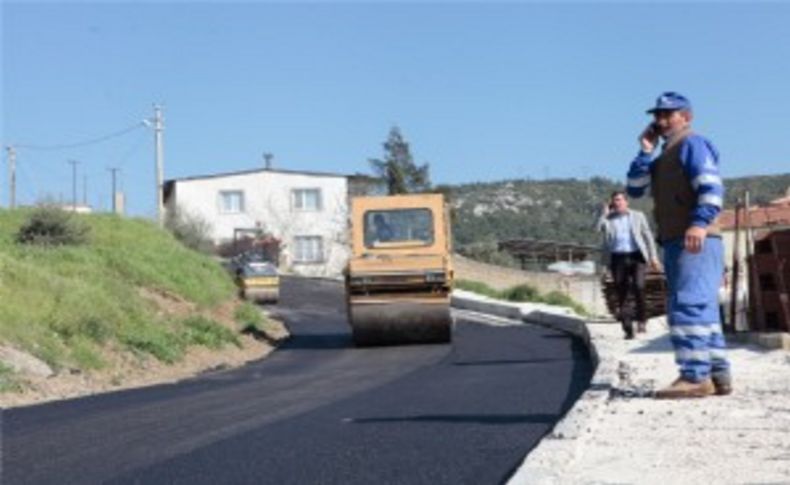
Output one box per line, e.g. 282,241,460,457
108,167,120,213
68,159,79,211
83,174,88,207
153,104,165,226
6,146,16,208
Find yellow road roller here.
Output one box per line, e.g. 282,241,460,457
345,193,453,346
236,260,280,303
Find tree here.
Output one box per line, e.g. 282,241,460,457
164,205,214,254
369,126,431,195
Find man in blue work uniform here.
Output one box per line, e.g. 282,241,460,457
626,92,733,399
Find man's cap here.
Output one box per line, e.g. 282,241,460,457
646,92,692,114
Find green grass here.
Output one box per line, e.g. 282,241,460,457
233,302,265,333
0,363,22,393
0,209,237,372
454,279,501,299
69,337,106,370
181,315,240,349
541,290,589,317
455,279,589,316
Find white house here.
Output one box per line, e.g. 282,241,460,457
164,167,368,277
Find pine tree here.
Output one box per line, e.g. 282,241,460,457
369,126,431,195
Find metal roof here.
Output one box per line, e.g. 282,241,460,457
498,238,600,261
165,167,368,184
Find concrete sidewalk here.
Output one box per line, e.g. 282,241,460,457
451,290,790,485
510,317,790,484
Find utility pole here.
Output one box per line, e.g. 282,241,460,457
263,152,273,170
153,104,165,226
6,146,16,208
108,167,120,213
83,174,88,207
68,159,79,211
728,198,742,333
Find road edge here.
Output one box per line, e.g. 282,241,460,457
450,290,617,484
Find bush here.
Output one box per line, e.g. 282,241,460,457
16,206,90,246
181,316,240,349
541,291,589,316
501,284,541,302
165,206,214,254
234,302,264,333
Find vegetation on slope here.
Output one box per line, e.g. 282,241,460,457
0,208,248,377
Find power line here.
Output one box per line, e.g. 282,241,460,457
117,129,148,169
14,122,146,151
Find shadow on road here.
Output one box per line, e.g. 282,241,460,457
281,333,352,350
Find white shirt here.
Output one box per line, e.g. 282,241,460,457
609,213,637,253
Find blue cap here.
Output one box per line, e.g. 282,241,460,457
646,92,692,113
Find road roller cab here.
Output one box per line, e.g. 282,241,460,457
346,193,453,346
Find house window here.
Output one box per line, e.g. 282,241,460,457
219,190,245,214
292,188,322,211
293,236,324,263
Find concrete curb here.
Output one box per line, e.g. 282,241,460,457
450,290,618,485
451,290,598,367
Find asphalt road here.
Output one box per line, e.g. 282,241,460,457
1,277,593,485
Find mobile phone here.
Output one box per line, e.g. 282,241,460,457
649,122,660,136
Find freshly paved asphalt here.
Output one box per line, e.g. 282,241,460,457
1,277,593,485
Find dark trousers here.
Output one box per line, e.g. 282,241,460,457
610,252,647,323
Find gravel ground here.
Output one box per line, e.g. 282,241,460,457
510,317,790,485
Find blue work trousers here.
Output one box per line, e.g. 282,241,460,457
663,237,730,382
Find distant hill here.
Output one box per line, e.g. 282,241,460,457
441,173,790,248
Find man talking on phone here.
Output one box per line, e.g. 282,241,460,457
626,92,732,399
597,191,660,339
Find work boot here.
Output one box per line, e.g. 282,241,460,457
712,374,733,396
621,315,634,340
637,321,647,333
655,377,715,399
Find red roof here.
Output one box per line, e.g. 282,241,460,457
720,202,790,230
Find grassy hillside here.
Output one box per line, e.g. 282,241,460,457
0,209,241,374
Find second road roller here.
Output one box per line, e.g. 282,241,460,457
345,193,454,346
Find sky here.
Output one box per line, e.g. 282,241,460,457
2,1,789,217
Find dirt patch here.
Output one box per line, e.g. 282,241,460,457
0,295,289,409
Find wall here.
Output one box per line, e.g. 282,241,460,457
453,255,609,316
